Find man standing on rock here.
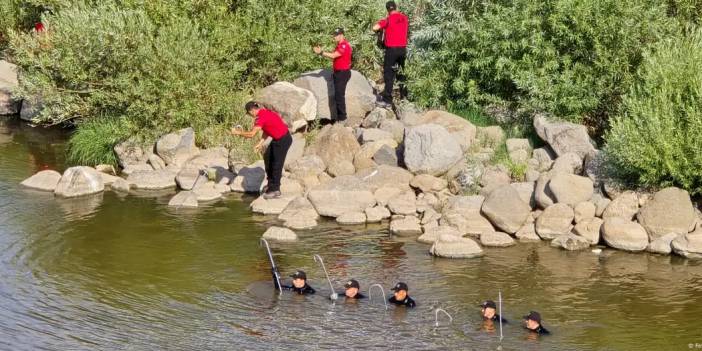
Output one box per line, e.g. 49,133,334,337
313,28,352,125
373,1,409,107
231,101,291,199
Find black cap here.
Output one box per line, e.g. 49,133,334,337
386,1,397,11
391,282,408,291
523,311,542,323
290,270,307,280
344,279,360,289
332,27,344,36
480,300,497,309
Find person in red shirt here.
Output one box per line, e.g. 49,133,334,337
231,101,292,199
313,28,352,124
373,1,409,106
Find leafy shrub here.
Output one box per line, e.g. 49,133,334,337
605,28,702,194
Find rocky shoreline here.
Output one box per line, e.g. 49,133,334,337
6,61,702,260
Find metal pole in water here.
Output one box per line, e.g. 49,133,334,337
259,238,282,295
498,290,503,342
368,284,388,310
434,308,453,327
313,254,338,300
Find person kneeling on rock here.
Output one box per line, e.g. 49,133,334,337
388,282,416,308
280,270,316,295
231,101,292,199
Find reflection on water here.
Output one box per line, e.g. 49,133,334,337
1,119,702,350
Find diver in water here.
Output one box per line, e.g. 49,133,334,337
523,311,550,335
280,270,316,295
338,279,366,300
481,300,508,323
388,282,416,308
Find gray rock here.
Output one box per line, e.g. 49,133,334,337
414,110,477,152
374,187,403,207
551,152,583,174
336,212,367,225
362,107,395,128
360,128,394,144
183,147,229,171
284,134,306,171
373,144,398,167
671,230,702,259
591,193,611,217
95,164,117,175
441,195,494,236
574,201,596,223
262,226,298,242
176,168,204,190
307,175,376,218
536,203,574,240
328,160,356,177
230,161,266,193
551,234,591,251
394,101,423,125
99,172,120,186
387,191,417,216
410,174,448,193
573,217,603,245
55,167,105,197
355,165,413,192
510,182,536,209
647,233,679,255
148,154,166,170
481,185,531,234
21,170,62,191
532,147,556,171
418,226,461,244
254,82,317,131
403,124,463,176
251,195,294,215
547,172,593,207
114,138,153,168
602,191,639,220
305,124,360,176
379,119,406,144
601,217,649,251
155,128,199,167
637,187,696,241
19,94,42,121
0,60,20,115
121,163,154,176
535,171,556,209
430,233,484,258
446,162,483,195
289,155,326,179
127,169,176,190
365,206,391,223
533,113,596,159
168,191,199,208
192,182,223,202
390,216,422,236
515,222,541,241
480,167,512,196
279,197,319,222
293,69,374,127
111,178,131,193
480,231,516,247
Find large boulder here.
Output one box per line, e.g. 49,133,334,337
379,119,406,144
127,169,176,190
305,124,360,176
441,195,494,236
418,225,461,244
114,138,153,168
278,197,319,222
293,69,375,126
413,110,477,152
387,191,417,216
403,124,463,176
283,134,306,170
671,230,702,259
373,144,399,167
533,113,596,159
182,147,229,170
55,167,105,197
155,128,199,167
336,212,367,225
251,195,295,215
481,185,531,234
647,233,678,255
254,82,317,131
19,94,43,121
390,216,423,236
262,226,298,242
288,155,326,180
365,206,391,223
410,174,448,193
532,147,556,172
446,162,483,195
551,152,583,174
535,203,574,240
574,201,596,223
0,60,20,115
21,170,62,191
362,107,395,128
602,191,639,220
307,175,375,218
636,187,696,241
360,128,395,144
551,234,591,251
601,217,649,251
547,173,594,207
192,182,224,201
430,233,484,258
230,161,266,193
535,171,557,209
480,231,516,247
355,165,413,192
510,182,536,209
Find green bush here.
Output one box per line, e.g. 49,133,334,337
7,0,384,165
406,0,679,132
605,28,702,194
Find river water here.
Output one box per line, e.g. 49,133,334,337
1,118,701,351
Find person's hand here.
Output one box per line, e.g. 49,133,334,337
254,143,264,154
230,128,241,136
313,46,322,55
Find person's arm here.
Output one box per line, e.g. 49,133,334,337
313,46,341,59
231,125,262,139
373,18,388,32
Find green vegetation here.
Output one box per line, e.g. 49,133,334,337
605,27,702,194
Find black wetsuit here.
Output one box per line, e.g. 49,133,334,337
388,295,416,308
527,325,550,335
338,291,366,299
281,284,316,295
487,314,508,324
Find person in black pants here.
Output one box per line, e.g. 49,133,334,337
231,101,292,199
314,28,353,124
373,1,410,106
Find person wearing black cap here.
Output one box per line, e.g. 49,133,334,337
523,311,550,335
388,282,416,308
339,279,366,299
313,28,353,125
481,300,508,324
281,270,316,295
372,1,409,106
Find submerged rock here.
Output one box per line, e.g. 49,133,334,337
262,226,298,242
168,191,199,208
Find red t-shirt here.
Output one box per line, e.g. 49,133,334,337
254,108,288,140
333,39,352,71
377,12,409,48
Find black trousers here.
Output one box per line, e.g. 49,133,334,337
382,47,407,103
332,69,351,122
263,132,292,192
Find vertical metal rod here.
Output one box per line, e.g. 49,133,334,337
434,308,453,327
498,290,503,342
313,254,338,300
368,284,388,310
259,238,281,295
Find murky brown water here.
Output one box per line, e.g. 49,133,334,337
1,118,701,351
